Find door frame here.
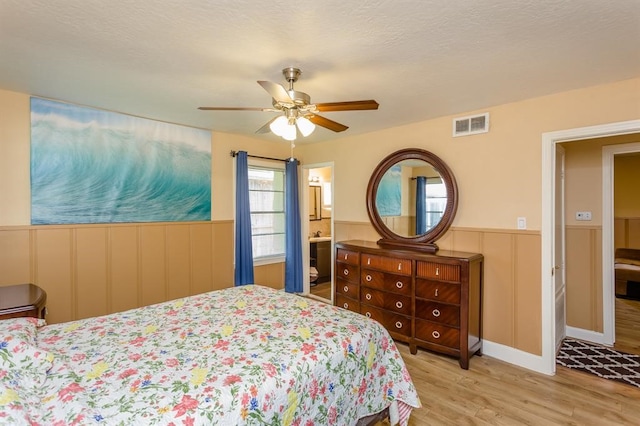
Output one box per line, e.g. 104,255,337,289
554,144,566,352
301,161,335,300
541,119,640,375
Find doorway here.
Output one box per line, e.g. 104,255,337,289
302,162,334,304
603,143,640,355
541,120,640,375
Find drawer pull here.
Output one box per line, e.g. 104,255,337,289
432,331,441,339
395,321,403,329
365,293,372,300
395,301,403,309
344,253,348,260
436,267,440,276
343,303,349,309
343,285,349,293
367,257,371,265
365,312,371,318
343,269,349,276
435,288,439,297
395,281,404,289
432,309,441,317
397,263,402,271
365,274,372,282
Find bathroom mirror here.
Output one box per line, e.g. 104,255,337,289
309,185,322,221
366,148,458,252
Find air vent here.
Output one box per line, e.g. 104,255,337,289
453,112,489,137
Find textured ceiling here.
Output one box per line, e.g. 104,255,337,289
1,0,639,144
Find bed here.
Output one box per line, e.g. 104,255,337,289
615,248,640,300
0,285,421,425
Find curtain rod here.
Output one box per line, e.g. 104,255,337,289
410,176,442,180
230,150,294,163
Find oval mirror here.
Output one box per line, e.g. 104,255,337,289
366,148,458,252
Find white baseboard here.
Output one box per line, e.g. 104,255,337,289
482,340,554,376
565,326,609,346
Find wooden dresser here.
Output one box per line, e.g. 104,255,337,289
335,240,483,369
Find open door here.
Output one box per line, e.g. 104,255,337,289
555,145,567,352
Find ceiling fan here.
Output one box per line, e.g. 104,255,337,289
198,67,379,141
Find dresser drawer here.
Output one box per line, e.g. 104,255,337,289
415,279,460,304
361,270,412,295
416,261,461,282
415,319,459,349
337,248,360,266
361,253,411,275
360,305,411,337
336,278,360,299
415,300,460,327
336,263,360,283
361,287,411,315
336,294,360,313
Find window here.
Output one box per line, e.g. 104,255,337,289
248,164,285,260
425,178,447,230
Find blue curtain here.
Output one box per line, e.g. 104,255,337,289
416,176,427,234
234,151,254,286
285,159,303,293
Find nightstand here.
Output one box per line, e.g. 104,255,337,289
0,283,47,320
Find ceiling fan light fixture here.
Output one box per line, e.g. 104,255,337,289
281,123,297,141
296,116,315,137
269,115,289,136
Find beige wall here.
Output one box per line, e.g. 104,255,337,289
0,89,293,225
0,89,291,323
1,78,640,356
297,78,640,230
614,154,640,218
0,222,233,324
614,154,640,249
300,77,640,355
560,134,640,330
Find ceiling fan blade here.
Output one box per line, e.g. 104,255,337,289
198,107,273,111
308,115,349,132
314,100,379,112
257,80,292,104
255,116,279,134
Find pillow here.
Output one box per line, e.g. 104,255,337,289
0,317,53,388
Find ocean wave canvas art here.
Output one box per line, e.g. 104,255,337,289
376,164,401,216
30,98,211,224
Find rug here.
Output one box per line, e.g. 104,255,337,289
556,338,640,388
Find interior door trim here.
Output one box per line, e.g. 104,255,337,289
541,119,640,375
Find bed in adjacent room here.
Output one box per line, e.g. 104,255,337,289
0,284,420,425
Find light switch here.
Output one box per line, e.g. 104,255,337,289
576,211,592,221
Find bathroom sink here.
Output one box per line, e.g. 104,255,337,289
309,236,332,243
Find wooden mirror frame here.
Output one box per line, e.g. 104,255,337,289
366,148,458,253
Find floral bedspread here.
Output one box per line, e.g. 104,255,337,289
1,285,420,425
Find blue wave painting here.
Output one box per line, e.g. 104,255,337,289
376,164,401,216
30,98,211,224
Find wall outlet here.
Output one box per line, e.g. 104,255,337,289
576,211,592,221
517,217,527,230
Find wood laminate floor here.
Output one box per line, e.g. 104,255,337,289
309,281,332,300
401,342,640,425
614,297,640,356
309,289,640,424
404,297,640,425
